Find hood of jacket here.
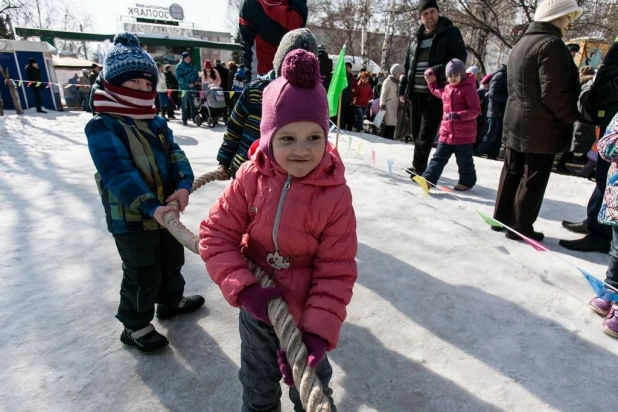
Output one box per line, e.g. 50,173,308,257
523,21,563,40
248,140,347,188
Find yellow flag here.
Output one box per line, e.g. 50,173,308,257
413,176,430,197
356,142,363,155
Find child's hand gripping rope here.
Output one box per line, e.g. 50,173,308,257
237,284,284,325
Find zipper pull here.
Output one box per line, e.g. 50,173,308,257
285,173,292,189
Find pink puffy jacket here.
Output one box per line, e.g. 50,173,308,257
199,142,358,350
429,73,481,145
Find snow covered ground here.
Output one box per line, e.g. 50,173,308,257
1,109,616,412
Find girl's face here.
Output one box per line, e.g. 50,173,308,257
361,77,369,84
448,73,462,86
121,78,153,92
272,121,325,178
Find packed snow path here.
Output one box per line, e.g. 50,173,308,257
1,110,616,411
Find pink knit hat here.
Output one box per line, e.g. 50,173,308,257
259,49,329,162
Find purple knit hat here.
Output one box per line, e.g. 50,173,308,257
446,58,466,78
259,49,329,163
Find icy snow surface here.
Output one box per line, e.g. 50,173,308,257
1,110,616,411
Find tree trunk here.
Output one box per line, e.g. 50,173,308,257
360,0,370,68
0,65,24,114
380,0,396,72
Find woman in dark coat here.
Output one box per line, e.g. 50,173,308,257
493,0,582,241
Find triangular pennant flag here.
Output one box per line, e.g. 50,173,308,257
45,83,51,88
27,81,33,87
577,268,618,300
181,90,187,97
64,84,72,89
329,124,336,133
18,80,22,86
371,148,376,168
35,82,42,87
475,210,504,228
348,136,353,151
167,89,173,97
520,234,550,252
387,159,394,177
356,142,363,155
413,176,430,197
437,185,451,192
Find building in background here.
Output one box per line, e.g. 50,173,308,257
119,3,234,67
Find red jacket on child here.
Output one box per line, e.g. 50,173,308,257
199,142,358,350
429,73,481,145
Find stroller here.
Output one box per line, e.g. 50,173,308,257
194,83,228,127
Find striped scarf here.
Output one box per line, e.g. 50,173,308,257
93,80,157,119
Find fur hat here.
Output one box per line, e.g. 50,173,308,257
103,32,158,88
418,0,439,17
390,64,404,76
446,58,466,79
260,49,328,163
272,28,318,76
533,0,583,23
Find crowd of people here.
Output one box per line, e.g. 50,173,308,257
74,0,618,411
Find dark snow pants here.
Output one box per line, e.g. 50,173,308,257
410,92,443,175
113,229,185,330
585,157,612,248
493,148,555,233
423,143,477,188
238,309,337,412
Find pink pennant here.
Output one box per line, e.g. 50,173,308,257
521,235,550,252
437,185,451,192
46,83,51,88
371,148,376,168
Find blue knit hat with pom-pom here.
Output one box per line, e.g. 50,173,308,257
103,32,158,88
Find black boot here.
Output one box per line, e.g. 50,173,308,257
561,220,588,234
120,324,169,353
156,295,205,319
506,230,545,241
559,236,610,253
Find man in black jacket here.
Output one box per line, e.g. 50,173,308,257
474,65,507,159
398,0,467,175
317,44,332,83
215,60,230,90
560,41,618,253
25,58,46,113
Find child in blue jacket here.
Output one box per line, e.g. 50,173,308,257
85,32,205,352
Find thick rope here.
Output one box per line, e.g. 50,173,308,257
163,169,331,412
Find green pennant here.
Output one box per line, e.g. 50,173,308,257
327,45,348,118
476,209,504,228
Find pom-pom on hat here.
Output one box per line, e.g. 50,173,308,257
533,0,583,23
259,49,329,163
104,32,158,88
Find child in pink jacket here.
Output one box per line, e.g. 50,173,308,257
199,49,357,411
421,58,481,191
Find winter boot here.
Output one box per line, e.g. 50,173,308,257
454,184,471,191
602,303,618,338
120,324,169,353
589,289,614,316
505,230,545,242
156,295,205,319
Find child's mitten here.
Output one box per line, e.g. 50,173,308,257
445,112,461,121
302,333,328,368
237,284,284,324
423,68,435,77
276,350,294,386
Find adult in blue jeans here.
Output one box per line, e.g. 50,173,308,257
175,52,199,125
474,64,507,159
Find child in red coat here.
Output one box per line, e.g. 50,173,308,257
421,58,481,191
199,49,357,411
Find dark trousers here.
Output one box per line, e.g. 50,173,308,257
80,92,91,112
474,117,503,159
354,106,367,131
32,87,42,111
410,93,443,174
585,157,612,247
494,148,555,232
383,125,396,139
423,143,477,187
342,105,355,131
113,229,185,330
238,309,336,412
606,227,618,289
181,91,195,123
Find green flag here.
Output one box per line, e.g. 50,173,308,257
475,209,504,228
327,45,348,118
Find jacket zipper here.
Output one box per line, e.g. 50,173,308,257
272,173,292,253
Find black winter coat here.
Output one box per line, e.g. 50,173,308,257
487,66,508,119
216,64,230,90
399,16,467,97
503,22,579,154
228,66,238,91
25,64,42,88
586,41,618,132
165,71,179,90
318,51,333,78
